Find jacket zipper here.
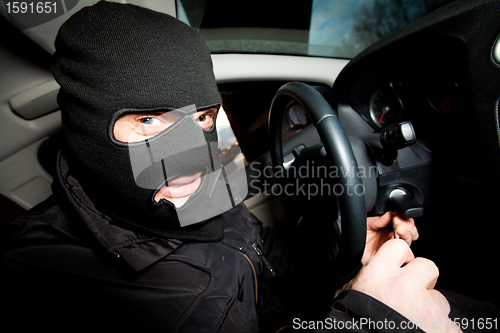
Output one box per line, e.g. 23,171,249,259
237,247,259,305
223,242,275,305
221,242,259,304
251,243,275,278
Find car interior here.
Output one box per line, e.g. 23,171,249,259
1,0,499,306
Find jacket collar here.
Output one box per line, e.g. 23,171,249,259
52,152,182,271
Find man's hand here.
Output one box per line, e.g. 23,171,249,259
344,240,461,333
362,212,419,265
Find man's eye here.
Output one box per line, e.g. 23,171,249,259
138,116,159,126
197,114,211,122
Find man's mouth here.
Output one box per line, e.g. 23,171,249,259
156,172,202,199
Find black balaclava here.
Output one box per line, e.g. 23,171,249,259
51,1,243,241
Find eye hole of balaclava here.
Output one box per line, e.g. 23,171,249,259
110,105,219,209
108,104,247,228
112,107,218,143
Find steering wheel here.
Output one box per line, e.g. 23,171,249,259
268,82,366,278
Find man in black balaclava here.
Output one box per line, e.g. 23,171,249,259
51,0,245,239
2,3,268,331
2,2,494,332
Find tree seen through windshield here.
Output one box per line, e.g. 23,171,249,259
177,0,454,58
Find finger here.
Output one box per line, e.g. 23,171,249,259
394,223,419,245
408,224,419,241
394,214,419,241
403,257,440,289
370,239,414,268
395,223,411,245
341,280,353,292
367,212,393,230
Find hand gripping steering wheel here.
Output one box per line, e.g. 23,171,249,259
268,82,366,278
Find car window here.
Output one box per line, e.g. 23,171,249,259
177,0,454,59
216,106,245,164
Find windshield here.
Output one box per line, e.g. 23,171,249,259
177,0,453,59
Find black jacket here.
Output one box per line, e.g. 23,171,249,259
1,154,429,332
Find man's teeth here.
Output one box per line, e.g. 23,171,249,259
168,178,196,188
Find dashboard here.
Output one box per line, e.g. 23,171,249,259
342,37,465,141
